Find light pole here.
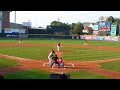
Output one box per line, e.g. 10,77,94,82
14,11,16,34
14,11,16,25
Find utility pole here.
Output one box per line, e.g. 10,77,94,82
15,11,16,25
14,11,16,32
14,11,19,37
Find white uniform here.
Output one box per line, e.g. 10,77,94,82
19,40,23,44
83,42,87,45
57,43,60,52
57,45,59,52
48,52,53,65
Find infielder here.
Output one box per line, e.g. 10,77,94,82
18,35,23,44
83,39,87,45
19,38,23,44
57,42,60,52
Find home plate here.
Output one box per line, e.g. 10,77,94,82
43,63,45,66
72,64,74,67
64,63,74,68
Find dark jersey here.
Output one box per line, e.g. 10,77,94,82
52,56,58,62
57,43,60,47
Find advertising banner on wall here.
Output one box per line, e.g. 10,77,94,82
80,35,85,39
80,35,120,41
97,36,105,40
85,36,92,40
93,25,99,30
111,37,119,41
99,22,111,31
104,36,112,41
92,36,104,40
92,36,98,40
111,24,116,36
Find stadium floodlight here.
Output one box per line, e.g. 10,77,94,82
14,11,16,24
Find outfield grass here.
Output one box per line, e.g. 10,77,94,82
101,60,120,72
87,40,120,46
0,38,120,46
0,45,120,61
3,68,111,79
0,58,18,68
0,38,120,79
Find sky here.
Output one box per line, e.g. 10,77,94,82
10,11,120,28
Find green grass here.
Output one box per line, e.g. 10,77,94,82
0,38,120,79
0,46,54,60
0,45,120,61
62,47,120,61
86,40,120,46
0,39,120,61
66,70,111,79
4,68,50,79
0,58,18,68
3,68,111,79
101,60,120,72
0,38,120,46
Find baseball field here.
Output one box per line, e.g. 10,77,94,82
0,38,120,79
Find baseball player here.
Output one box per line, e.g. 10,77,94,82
52,55,60,68
48,50,55,68
57,57,65,68
57,42,60,52
83,39,87,45
19,38,23,44
18,35,23,44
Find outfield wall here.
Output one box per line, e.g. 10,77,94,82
80,35,120,41
28,34,120,41
28,34,72,39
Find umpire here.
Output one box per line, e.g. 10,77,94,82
52,55,60,68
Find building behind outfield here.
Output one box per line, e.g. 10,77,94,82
0,11,71,38
0,11,11,37
0,13,120,39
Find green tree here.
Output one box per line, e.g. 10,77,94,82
114,18,120,25
72,22,84,35
106,16,115,23
50,21,66,26
70,23,76,33
38,26,43,28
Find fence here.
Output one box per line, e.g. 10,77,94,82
28,34,72,39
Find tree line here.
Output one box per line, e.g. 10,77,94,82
49,21,84,35
39,16,120,35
